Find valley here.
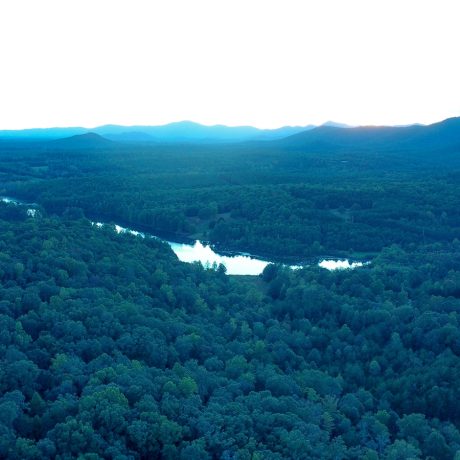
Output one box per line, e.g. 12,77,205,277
0,118,459,459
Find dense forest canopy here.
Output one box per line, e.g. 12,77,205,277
0,119,459,458
1,118,459,261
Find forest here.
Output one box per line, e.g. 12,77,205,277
1,120,459,261
0,120,459,459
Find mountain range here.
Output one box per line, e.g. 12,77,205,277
0,121,315,143
276,117,460,154
0,120,350,143
0,118,459,157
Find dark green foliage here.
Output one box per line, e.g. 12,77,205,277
0,211,459,458
0,129,459,458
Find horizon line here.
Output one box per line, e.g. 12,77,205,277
0,114,459,133
0,119,452,132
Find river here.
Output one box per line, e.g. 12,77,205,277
2,196,369,275
97,222,368,275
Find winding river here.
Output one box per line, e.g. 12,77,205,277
2,196,369,275
95,222,368,275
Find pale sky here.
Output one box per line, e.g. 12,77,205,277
0,0,459,129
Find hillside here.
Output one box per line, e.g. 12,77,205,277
48,132,114,150
278,117,460,154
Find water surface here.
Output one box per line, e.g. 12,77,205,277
109,222,368,275
1,196,369,275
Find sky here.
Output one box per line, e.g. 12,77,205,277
0,0,459,129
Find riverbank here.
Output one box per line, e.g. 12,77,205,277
2,195,371,275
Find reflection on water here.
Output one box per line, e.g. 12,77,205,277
169,240,270,275
2,197,38,218
98,222,368,275
318,259,368,270
1,197,369,275
1,197,19,204
107,222,269,275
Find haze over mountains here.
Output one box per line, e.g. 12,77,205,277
49,132,114,149
0,118,459,160
0,121,317,143
0,120,357,143
1,116,456,156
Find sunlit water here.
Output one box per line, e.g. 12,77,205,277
318,259,368,270
2,196,37,217
1,197,369,275
169,240,270,275
1,197,19,204
109,222,269,275
105,222,368,275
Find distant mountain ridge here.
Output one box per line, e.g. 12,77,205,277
0,121,315,143
50,132,113,148
0,118,458,153
321,121,353,129
277,117,460,153
98,121,320,143
0,126,88,139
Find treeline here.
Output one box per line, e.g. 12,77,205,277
16,178,460,258
1,204,460,458
8,165,460,260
